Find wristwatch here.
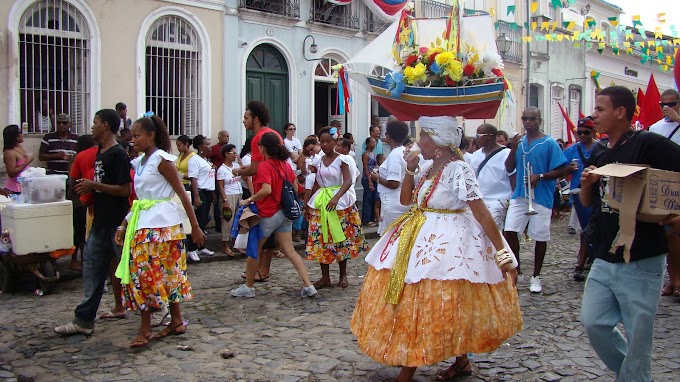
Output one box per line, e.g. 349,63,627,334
539,174,544,180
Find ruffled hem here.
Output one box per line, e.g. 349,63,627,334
350,267,522,367
305,206,368,264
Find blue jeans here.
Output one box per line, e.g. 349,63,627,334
361,177,378,223
74,225,121,328
581,255,665,382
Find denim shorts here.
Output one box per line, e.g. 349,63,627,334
259,210,292,238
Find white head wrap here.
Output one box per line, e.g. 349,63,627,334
417,116,463,150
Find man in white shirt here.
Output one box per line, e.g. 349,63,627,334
467,123,513,229
648,88,680,298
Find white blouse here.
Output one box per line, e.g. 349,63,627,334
127,150,187,229
308,155,356,209
188,155,215,191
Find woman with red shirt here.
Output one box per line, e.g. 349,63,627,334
230,132,317,298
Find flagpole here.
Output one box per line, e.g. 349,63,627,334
524,0,531,129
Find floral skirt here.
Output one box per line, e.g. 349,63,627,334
350,267,523,367
305,205,368,264
122,225,193,311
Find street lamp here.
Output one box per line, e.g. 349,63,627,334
495,33,512,55
303,35,321,61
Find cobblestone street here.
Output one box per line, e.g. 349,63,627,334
0,218,679,382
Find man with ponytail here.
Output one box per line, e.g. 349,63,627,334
55,109,132,337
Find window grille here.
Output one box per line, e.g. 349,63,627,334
145,15,202,137
19,0,90,135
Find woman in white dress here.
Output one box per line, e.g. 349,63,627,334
216,144,242,256
351,116,522,382
370,120,411,235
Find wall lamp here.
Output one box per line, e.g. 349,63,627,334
303,35,322,61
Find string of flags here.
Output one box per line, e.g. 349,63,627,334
492,1,677,72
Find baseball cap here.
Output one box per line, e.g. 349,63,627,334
577,117,594,129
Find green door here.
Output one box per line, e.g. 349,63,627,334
246,44,289,134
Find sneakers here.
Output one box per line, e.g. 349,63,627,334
301,285,318,298
568,226,576,235
54,321,94,336
517,273,525,284
573,267,586,282
187,251,200,262
231,284,255,298
529,276,542,293
198,248,214,256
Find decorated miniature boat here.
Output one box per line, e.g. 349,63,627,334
340,3,508,120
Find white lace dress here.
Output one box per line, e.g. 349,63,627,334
365,160,515,284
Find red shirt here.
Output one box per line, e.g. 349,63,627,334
70,147,98,205
207,143,226,167
254,159,295,218
250,127,282,163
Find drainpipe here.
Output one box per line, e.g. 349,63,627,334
524,0,531,118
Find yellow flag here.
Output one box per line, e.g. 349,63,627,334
654,30,663,39
530,1,538,15
567,21,575,31
541,21,549,31
490,7,495,17
648,40,655,47
573,31,580,40
531,21,537,31
551,21,558,31
556,34,564,42
546,34,554,41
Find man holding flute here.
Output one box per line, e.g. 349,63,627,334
504,106,570,293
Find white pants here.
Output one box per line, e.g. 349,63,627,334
485,199,509,230
378,193,410,235
504,198,552,242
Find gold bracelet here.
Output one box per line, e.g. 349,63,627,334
405,166,420,176
116,226,127,232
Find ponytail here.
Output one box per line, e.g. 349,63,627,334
134,116,172,152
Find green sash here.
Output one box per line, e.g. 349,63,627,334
314,186,346,243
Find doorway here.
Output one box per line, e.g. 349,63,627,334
245,44,289,134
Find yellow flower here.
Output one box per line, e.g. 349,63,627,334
412,62,427,82
435,51,455,67
403,66,416,84
444,59,463,82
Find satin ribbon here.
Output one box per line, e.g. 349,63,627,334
115,198,170,284
384,206,467,304
314,186,346,243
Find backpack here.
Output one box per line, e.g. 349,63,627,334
266,161,302,221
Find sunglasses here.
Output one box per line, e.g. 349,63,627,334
521,116,540,121
660,101,678,108
475,133,494,138
288,128,296,131
57,121,69,125
576,130,592,136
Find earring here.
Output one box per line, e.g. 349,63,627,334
434,149,442,158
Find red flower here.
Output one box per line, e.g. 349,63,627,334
405,55,418,67
445,76,457,86
464,64,476,77
492,68,504,77
429,53,438,63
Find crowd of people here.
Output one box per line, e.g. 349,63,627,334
2,86,679,381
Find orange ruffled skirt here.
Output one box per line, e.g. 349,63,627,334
350,267,523,367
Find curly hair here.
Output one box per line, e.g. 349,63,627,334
133,116,172,152
220,143,237,157
247,101,270,127
385,120,409,145
259,132,289,161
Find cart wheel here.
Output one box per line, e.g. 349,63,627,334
0,260,13,293
39,259,57,295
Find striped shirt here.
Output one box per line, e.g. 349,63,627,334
40,132,79,175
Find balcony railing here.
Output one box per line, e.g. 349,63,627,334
239,0,300,19
310,0,360,30
496,20,523,64
419,0,453,18
365,9,390,34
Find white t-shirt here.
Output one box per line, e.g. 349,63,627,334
649,118,680,145
187,155,215,191
216,163,242,195
468,148,514,206
463,151,474,164
240,153,252,189
305,153,322,190
285,137,302,172
377,146,406,198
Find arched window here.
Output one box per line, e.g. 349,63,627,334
145,15,202,136
314,57,339,79
19,0,90,134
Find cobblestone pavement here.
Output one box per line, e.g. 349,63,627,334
0,218,679,382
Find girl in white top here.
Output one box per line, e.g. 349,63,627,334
114,115,204,348
216,144,242,256
239,139,254,198
185,135,215,259
370,120,412,235
305,127,368,289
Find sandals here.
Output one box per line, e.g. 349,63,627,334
435,360,473,381
99,310,127,320
662,284,680,297
152,323,186,340
130,332,152,348
241,271,270,282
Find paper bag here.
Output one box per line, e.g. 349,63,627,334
234,232,249,249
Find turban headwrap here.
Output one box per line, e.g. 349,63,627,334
417,116,463,150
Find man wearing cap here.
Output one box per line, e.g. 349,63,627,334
39,113,79,175
562,117,598,281
649,89,680,298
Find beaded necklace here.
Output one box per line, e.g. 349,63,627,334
411,155,457,207
136,149,158,176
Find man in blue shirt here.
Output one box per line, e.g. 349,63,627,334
563,117,598,281
504,107,569,293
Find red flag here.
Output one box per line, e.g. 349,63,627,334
558,102,577,145
638,74,663,129
631,88,645,126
